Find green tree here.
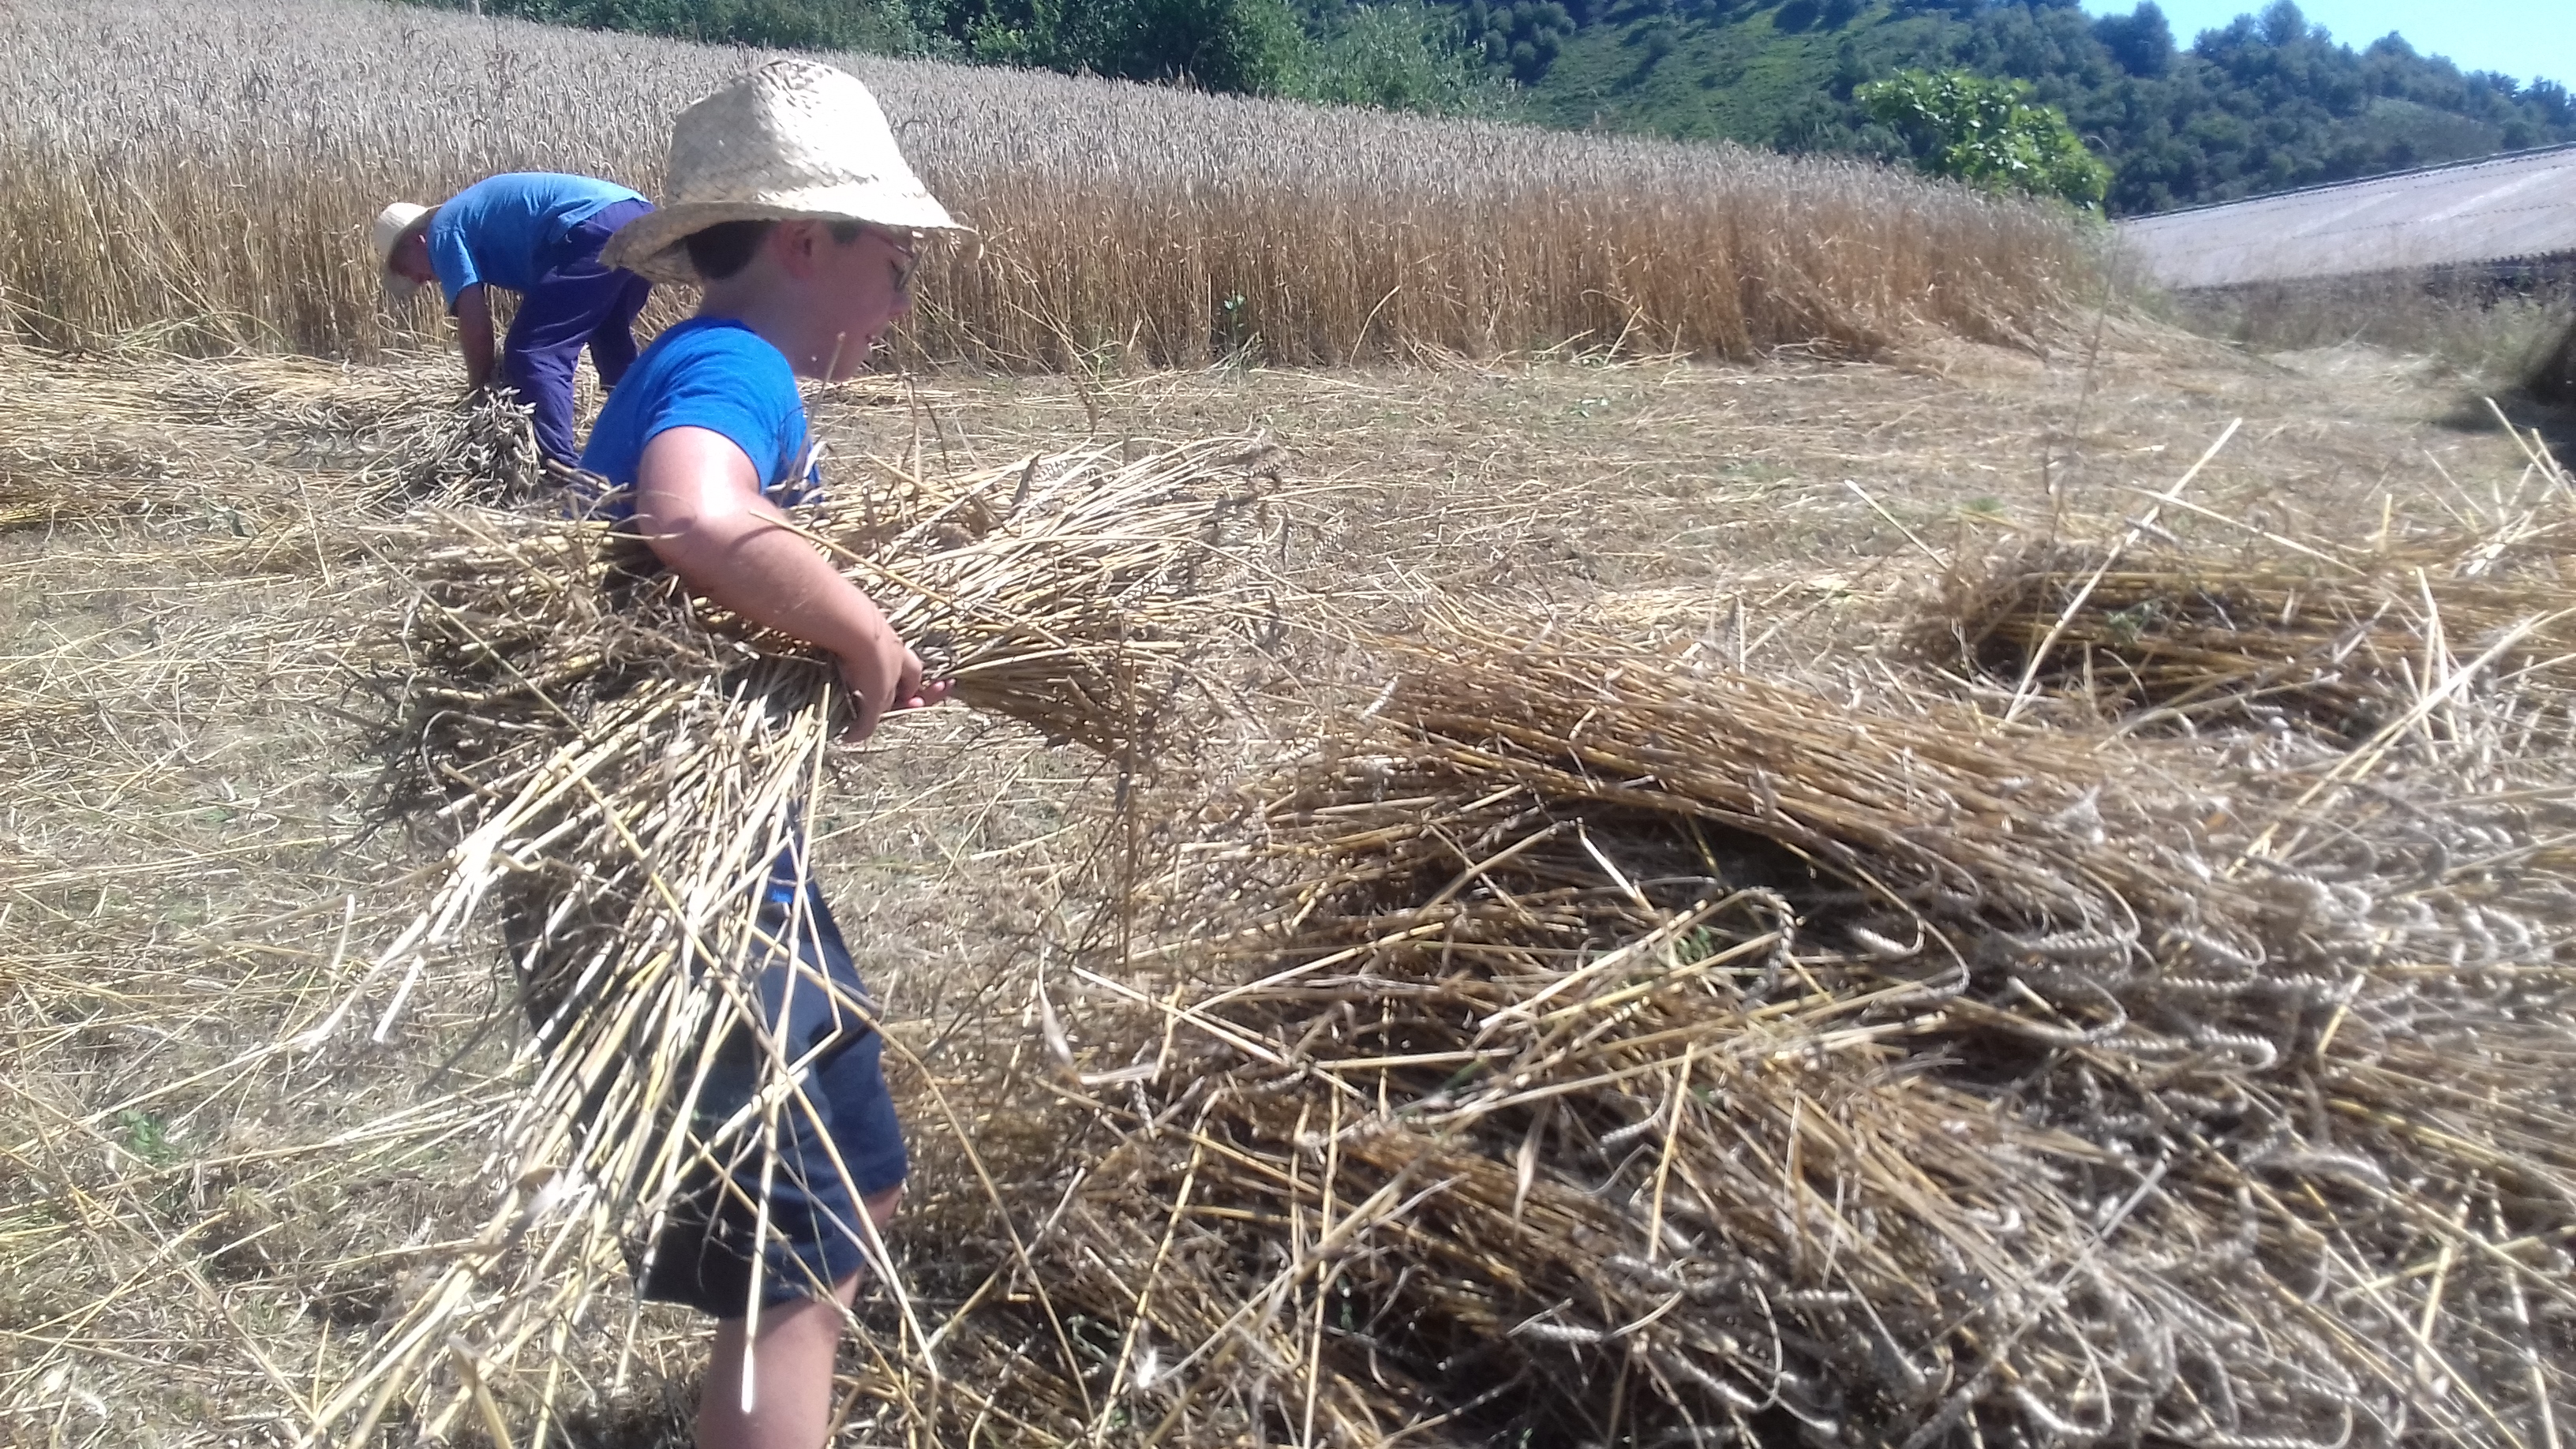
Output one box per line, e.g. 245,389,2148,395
1857,68,2109,207
937,0,1306,93
1297,2,1507,113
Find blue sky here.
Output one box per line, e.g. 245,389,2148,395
2072,0,2575,93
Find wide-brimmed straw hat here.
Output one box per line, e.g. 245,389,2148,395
372,201,433,302
603,60,963,286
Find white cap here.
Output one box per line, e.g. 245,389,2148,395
601,60,964,286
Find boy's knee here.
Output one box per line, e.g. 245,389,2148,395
861,1183,903,1226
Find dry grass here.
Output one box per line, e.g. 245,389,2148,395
0,0,2089,367
0,435,459,1447
2155,271,2576,395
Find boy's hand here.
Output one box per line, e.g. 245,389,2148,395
835,629,953,740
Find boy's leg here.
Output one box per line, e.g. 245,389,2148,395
691,859,907,1448
695,1185,903,1449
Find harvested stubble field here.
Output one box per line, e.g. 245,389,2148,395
2,0,2080,367
6,313,2574,1449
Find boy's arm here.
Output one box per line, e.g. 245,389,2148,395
633,425,940,739
454,283,496,391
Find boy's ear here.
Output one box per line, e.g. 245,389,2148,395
772,219,822,281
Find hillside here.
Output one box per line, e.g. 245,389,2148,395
1502,0,2576,214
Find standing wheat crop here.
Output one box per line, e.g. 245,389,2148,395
0,0,2090,365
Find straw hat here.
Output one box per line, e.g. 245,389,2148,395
372,201,432,302
603,60,963,286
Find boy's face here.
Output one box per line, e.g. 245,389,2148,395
777,220,917,381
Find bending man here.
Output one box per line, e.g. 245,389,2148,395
374,172,655,464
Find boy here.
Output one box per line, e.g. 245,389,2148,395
580,60,960,1449
374,172,656,464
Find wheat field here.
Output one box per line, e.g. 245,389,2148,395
0,0,2090,367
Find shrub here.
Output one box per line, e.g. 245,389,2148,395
1856,68,2112,208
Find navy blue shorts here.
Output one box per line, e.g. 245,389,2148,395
636,844,908,1318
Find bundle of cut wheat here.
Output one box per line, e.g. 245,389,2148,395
1931,549,2576,739
0,443,180,529
1,465,138,529
156,354,455,455
916,620,2576,1449
301,436,1275,1443
1927,438,2576,739
368,385,552,509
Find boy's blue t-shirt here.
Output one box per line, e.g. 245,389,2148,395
578,318,817,515
425,172,646,308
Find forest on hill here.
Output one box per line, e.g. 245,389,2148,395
417,0,2576,214
1514,0,2576,213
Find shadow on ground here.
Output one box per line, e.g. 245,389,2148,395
2436,388,2576,466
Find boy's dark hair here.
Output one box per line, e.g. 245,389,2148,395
684,218,870,282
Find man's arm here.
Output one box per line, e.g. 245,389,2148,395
454,283,496,391
633,426,940,739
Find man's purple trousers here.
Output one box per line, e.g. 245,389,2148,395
502,197,654,465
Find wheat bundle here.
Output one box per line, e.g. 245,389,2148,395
155,355,455,451
1929,455,2576,739
945,623,2576,1449
1932,549,2576,739
302,436,1275,1443
1,466,121,529
369,385,553,509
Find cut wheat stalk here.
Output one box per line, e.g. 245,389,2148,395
296,435,1277,1444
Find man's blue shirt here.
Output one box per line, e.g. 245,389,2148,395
578,318,817,515
425,173,646,309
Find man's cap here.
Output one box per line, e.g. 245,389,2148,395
601,60,964,286
373,202,432,303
